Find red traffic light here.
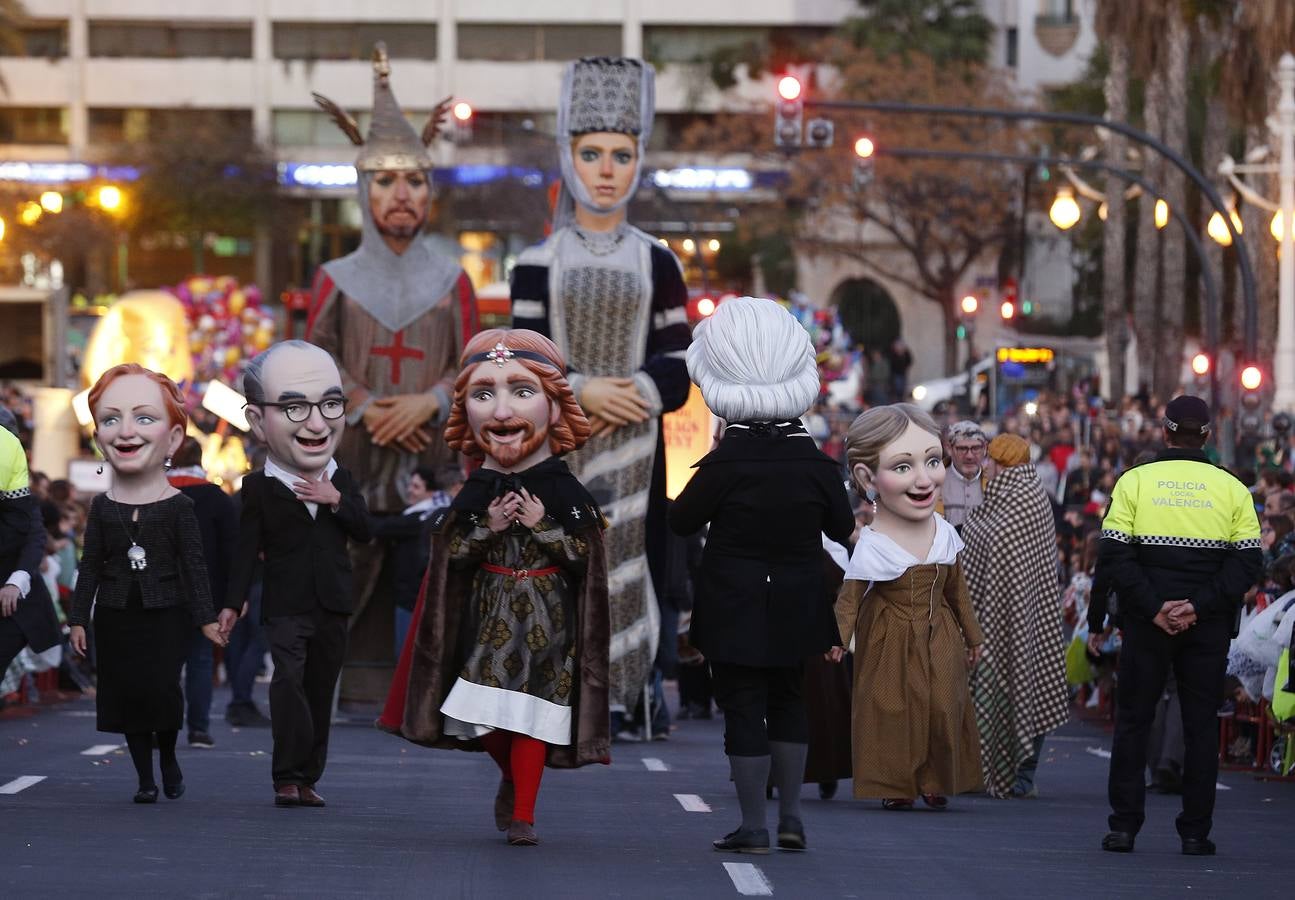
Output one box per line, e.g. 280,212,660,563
960,295,979,315
1190,353,1211,376
854,136,876,159
1240,365,1263,391
777,76,802,101
452,101,473,121
1000,301,1015,320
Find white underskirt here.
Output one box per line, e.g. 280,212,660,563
440,678,573,746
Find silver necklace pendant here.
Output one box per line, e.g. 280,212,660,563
127,543,147,571
574,226,625,258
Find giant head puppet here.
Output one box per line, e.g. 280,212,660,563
242,341,347,479
311,43,460,335
554,56,655,229
444,329,591,472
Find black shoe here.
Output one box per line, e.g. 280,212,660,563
226,702,271,726
1102,831,1135,853
713,827,770,854
777,817,807,851
1181,838,1216,856
163,781,185,800
187,731,214,749
134,786,159,804
818,780,838,800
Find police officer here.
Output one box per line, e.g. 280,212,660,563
1096,395,1261,856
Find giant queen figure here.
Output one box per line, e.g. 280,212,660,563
510,57,691,724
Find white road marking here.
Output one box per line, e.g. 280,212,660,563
1216,782,1230,791
723,862,773,896
0,775,46,794
674,793,712,812
643,758,670,772
80,744,121,756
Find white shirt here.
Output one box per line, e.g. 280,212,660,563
264,457,338,519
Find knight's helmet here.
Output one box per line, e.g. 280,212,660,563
554,56,655,226
312,42,448,172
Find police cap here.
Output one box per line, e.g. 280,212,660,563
1164,394,1211,435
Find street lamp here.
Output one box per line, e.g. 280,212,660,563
1154,198,1170,230
1049,187,1081,230
97,185,123,213
39,191,63,214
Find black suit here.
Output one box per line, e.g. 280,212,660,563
227,467,370,789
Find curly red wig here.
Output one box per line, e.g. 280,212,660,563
87,363,188,431
444,328,590,459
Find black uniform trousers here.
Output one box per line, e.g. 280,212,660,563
1108,616,1230,840
266,605,349,789
710,661,808,757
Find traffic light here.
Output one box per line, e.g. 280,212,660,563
805,117,834,148
452,101,474,142
1240,364,1263,391
853,136,875,189
1000,300,1015,320
774,76,803,148
960,294,979,316
1020,300,1034,315
1190,353,1211,377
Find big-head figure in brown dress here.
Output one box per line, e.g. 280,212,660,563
836,404,985,810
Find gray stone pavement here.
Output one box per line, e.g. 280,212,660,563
1,690,1288,899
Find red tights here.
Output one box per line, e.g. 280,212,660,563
479,730,547,824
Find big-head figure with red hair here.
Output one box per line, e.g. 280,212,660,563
380,328,610,849
68,363,225,805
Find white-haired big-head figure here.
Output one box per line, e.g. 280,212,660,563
686,297,819,422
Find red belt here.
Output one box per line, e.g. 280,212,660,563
481,563,560,579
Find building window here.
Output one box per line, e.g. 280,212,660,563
457,24,621,62
643,25,830,65
1037,0,1076,25
89,22,254,59
89,108,253,144
0,107,69,144
1006,27,1018,68
272,109,435,147
0,22,70,58
272,23,437,61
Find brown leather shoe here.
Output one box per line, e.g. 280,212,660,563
506,820,538,846
274,785,301,807
494,779,515,831
299,786,326,808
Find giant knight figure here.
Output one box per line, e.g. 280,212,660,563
307,44,479,691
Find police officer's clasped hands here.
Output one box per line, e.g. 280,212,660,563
1156,599,1197,634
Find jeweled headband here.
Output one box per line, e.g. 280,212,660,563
465,342,564,372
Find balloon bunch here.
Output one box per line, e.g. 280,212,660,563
781,294,852,384
170,276,274,388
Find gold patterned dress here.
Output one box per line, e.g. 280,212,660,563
439,517,591,746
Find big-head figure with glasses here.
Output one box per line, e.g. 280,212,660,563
224,339,372,809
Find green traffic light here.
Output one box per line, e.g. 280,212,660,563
1021,300,1033,315
956,324,967,340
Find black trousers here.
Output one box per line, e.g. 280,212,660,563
1107,616,1230,840
266,606,349,789
710,661,808,757
0,616,28,673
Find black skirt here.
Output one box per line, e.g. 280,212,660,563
93,584,189,734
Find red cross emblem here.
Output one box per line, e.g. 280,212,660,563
371,330,425,385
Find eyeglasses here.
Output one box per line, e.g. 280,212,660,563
951,444,984,454
253,398,347,423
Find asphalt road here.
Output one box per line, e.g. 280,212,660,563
1,689,1288,899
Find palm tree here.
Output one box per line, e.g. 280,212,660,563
1153,12,1191,402
1100,40,1130,402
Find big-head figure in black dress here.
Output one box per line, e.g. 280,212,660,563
69,364,227,804
223,341,371,808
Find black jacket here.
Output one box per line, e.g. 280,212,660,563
0,488,60,652
226,467,371,620
69,493,216,627
372,507,439,611
174,480,238,610
669,421,855,667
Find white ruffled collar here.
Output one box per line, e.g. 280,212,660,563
844,514,963,582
